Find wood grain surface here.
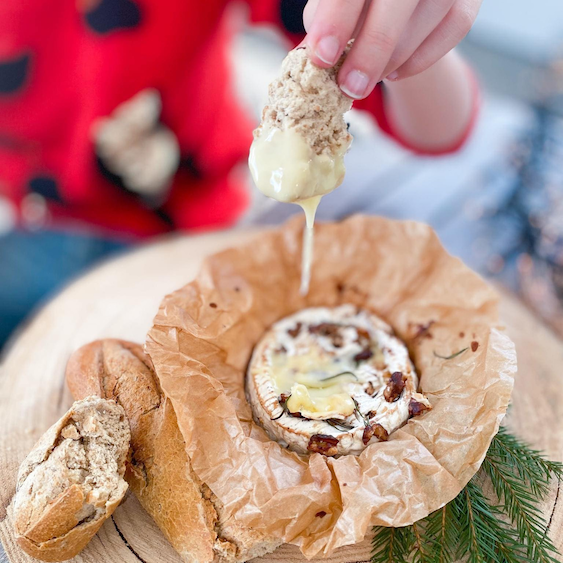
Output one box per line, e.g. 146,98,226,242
0,228,561,563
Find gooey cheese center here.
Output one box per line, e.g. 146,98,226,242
269,338,377,419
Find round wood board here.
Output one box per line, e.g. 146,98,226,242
0,228,562,563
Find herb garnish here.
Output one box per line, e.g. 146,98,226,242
319,371,358,383
271,394,290,421
433,347,469,360
325,419,356,432
353,397,370,427
371,426,563,563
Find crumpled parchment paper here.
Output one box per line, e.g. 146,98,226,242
145,215,516,558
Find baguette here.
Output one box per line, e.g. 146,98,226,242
13,397,130,562
66,339,281,563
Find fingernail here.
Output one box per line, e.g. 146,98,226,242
386,71,399,81
315,36,340,65
341,70,370,99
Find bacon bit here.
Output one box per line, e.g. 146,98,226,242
409,321,435,342
209,302,217,308
287,322,302,338
315,511,327,518
471,341,479,352
365,382,376,396
384,372,405,402
309,322,339,336
274,345,287,354
309,322,344,348
307,434,339,456
366,410,377,419
409,399,432,417
459,331,465,338
354,348,373,362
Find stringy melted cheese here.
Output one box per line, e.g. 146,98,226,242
248,125,350,294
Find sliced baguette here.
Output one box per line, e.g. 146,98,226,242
13,397,130,562
66,339,280,563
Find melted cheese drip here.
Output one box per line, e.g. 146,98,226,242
298,196,320,295
248,126,348,295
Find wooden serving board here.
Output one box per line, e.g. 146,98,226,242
0,229,562,563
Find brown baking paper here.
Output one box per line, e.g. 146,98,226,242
145,215,516,558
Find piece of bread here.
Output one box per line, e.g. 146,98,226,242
256,46,353,156
66,339,281,563
13,397,130,562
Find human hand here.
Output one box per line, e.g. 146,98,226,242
303,0,482,99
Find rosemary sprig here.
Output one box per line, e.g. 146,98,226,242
271,394,290,421
352,397,370,427
325,418,356,432
371,427,562,563
433,348,468,360
319,371,358,382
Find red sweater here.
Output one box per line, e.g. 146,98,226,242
0,0,477,238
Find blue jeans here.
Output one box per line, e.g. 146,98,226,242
0,230,130,350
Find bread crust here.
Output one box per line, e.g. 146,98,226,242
13,397,130,562
66,339,280,563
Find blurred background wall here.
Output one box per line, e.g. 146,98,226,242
1,0,563,347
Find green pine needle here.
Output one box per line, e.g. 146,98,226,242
370,427,562,563
422,503,459,563
482,429,563,562
371,526,414,563
453,480,524,563
489,427,563,497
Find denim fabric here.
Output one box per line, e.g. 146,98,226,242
0,230,130,349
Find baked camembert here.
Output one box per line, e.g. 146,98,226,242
246,305,432,456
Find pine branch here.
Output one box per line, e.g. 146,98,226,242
371,526,414,563
370,427,562,563
452,480,524,563
411,521,433,563
422,504,459,563
489,427,563,497
482,437,562,563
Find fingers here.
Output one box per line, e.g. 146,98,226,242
302,0,320,32
338,0,420,99
391,0,482,80
304,0,366,67
381,0,456,80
